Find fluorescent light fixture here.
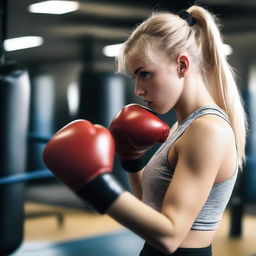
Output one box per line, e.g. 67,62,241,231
28,1,79,15
103,43,233,57
4,36,44,51
223,44,233,56
103,43,123,57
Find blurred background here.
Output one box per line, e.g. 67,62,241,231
0,0,256,255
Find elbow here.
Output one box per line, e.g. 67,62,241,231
152,237,180,255
160,242,179,255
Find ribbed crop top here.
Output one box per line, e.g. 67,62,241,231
141,106,238,231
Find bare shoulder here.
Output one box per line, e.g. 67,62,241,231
175,115,235,172
182,114,234,146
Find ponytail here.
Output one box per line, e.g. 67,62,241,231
188,6,247,169
117,6,247,168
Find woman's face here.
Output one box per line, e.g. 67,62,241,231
128,50,184,114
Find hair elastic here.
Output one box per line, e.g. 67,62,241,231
178,10,196,26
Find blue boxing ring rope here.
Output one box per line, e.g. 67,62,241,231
0,132,54,185
0,169,54,185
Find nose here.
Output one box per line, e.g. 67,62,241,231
134,82,145,97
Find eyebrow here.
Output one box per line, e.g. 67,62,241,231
133,67,144,75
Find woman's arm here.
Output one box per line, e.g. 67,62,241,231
107,191,177,254
107,117,231,254
128,170,144,199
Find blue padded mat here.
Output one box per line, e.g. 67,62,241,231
11,229,144,256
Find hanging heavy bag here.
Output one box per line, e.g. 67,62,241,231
0,62,30,255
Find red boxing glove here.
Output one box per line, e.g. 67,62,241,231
43,120,124,213
110,104,170,172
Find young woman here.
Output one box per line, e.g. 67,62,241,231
108,5,247,256
43,5,247,256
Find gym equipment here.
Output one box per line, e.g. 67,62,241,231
0,169,54,185
0,61,31,255
0,0,31,254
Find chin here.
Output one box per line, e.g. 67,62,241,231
158,110,170,115
152,107,169,115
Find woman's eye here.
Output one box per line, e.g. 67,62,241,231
139,71,151,79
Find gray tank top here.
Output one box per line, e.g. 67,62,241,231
141,106,238,231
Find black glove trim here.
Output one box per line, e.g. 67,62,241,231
76,173,124,214
120,156,148,172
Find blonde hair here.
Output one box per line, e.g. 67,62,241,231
117,6,247,169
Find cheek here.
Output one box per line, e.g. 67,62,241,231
157,76,183,112
162,76,182,100
168,79,183,98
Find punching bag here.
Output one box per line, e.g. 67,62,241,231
0,62,30,255
78,70,125,127
78,70,134,191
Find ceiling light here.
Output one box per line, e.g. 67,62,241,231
103,43,123,57
28,1,79,15
4,36,44,51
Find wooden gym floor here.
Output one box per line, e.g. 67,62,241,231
11,202,256,256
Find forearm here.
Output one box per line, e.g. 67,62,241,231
107,191,178,254
128,171,143,199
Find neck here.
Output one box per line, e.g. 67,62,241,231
173,72,217,124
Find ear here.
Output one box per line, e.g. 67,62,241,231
176,55,189,78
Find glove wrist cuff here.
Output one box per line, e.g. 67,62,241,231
76,173,124,213
120,156,148,173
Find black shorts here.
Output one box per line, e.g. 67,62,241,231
139,242,212,256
